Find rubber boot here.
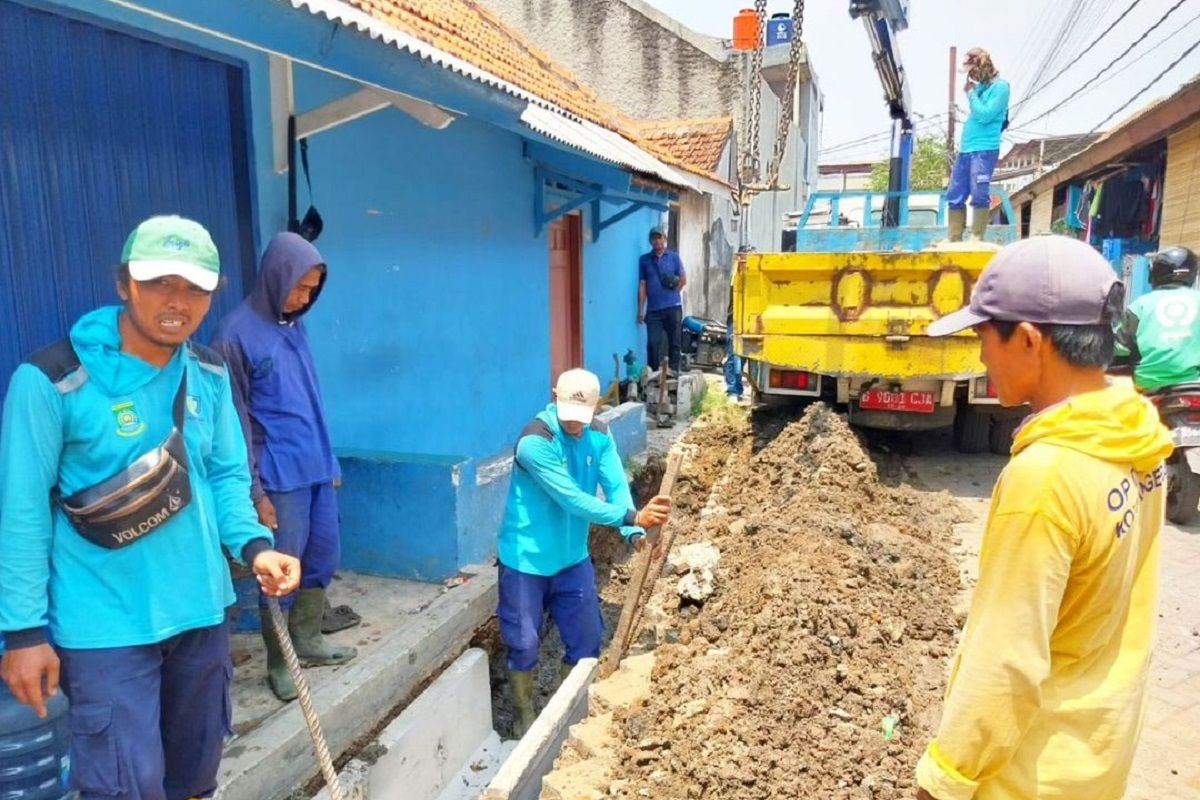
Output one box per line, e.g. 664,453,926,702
260,610,298,702
560,661,574,682
288,588,357,666
971,209,989,241
509,669,538,738
948,207,967,242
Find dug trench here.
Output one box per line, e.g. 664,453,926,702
538,403,968,799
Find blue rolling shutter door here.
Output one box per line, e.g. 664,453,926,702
0,1,255,395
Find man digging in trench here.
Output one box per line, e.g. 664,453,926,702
916,236,1172,799
497,369,671,736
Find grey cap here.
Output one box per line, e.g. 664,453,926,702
928,236,1121,337
649,226,666,238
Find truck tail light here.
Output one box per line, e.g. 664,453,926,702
770,370,813,390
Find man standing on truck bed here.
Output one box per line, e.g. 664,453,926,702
637,226,686,374
497,369,671,736
947,48,1010,243
915,236,1171,800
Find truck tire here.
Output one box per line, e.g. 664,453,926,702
989,417,1020,456
953,406,989,454
1166,453,1200,526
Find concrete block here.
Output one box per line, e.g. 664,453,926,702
366,648,492,798
216,566,498,800
596,402,647,461
483,658,599,800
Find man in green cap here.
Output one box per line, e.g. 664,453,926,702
0,215,300,800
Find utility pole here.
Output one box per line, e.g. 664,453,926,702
947,46,957,180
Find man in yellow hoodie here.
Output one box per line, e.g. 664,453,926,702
916,236,1174,800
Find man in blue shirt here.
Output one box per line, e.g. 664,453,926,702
213,232,355,702
0,216,299,800
497,369,671,736
637,227,687,374
948,48,1011,242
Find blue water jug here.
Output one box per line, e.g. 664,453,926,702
0,669,72,800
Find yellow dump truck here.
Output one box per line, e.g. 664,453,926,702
733,190,1021,454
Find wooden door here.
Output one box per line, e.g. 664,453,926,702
548,213,583,388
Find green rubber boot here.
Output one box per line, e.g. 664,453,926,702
288,588,358,667
948,207,967,242
560,661,574,682
971,209,989,241
509,669,538,738
260,610,298,702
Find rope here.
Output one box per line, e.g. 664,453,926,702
266,596,343,800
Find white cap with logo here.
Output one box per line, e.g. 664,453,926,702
554,369,601,424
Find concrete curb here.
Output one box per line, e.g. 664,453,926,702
312,648,497,800
482,658,599,800
216,566,498,800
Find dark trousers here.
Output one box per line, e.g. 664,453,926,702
58,623,232,800
264,481,340,609
646,305,683,373
497,560,603,672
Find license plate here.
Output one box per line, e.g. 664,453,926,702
859,389,936,413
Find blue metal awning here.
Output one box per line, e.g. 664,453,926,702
525,142,677,242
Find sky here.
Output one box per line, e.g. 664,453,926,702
641,0,1200,164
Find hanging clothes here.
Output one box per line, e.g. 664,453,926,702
1095,175,1146,238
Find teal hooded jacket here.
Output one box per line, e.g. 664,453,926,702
498,405,644,576
0,307,271,649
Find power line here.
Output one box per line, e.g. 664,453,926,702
1012,0,1144,112
1023,0,1093,99
818,114,948,156
1015,0,1194,127
1090,37,1200,132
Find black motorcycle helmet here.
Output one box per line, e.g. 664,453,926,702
1149,246,1198,288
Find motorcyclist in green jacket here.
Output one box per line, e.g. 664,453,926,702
1115,247,1200,392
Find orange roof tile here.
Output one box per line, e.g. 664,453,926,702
636,117,733,176
347,0,625,128
334,0,727,188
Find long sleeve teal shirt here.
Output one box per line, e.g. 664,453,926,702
0,307,272,649
961,79,1011,153
498,405,643,576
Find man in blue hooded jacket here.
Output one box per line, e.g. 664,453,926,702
498,368,671,735
0,216,299,800
213,232,354,702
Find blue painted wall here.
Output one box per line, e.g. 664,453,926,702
581,202,658,382
18,0,656,579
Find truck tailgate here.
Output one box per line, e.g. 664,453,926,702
734,249,998,378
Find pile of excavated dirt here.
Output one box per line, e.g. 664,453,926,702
583,404,965,799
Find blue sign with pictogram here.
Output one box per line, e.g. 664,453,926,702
766,15,794,46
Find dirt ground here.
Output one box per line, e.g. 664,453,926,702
551,403,967,799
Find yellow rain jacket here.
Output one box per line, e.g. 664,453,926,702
917,384,1173,800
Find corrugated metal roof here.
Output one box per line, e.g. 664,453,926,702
290,0,701,192
290,0,553,110
521,105,700,192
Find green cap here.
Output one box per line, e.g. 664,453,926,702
122,216,220,291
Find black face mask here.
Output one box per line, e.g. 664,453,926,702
57,374,192,549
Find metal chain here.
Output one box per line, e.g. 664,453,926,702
267,596,344,800
739,0,769,187
766,0,806,189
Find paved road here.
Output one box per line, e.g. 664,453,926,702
887,436,1200,799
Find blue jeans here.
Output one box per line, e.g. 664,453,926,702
724,321,742,398
947,150,999,209
57,623,231,800
497,559,603,671
263,482,340,609
645,305,682,373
